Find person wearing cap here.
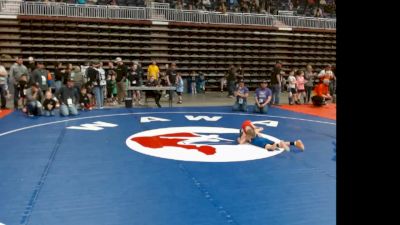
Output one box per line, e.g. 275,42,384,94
232,79,249,112
56,78,80,116
24,83,43,117
254,80,272,114
87,61,106,109
114,57,128,104
9,56,29,109
27,56,36,74
311,79,332,106
31,61,49,96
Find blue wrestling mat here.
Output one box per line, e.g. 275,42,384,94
0,106,336,225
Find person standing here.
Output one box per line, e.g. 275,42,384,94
9,56,28,109
270,61,283,106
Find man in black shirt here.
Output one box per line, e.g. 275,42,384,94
166,62,178,100
226,64,237,98
114,57,128,104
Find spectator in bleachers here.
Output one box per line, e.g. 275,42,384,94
270,61,283,106
302,0,316,15
232,79,249,112
202,0,211,10
24,83,43,117
314,6,323,17
304,64,316,103
254,79,272,114
56,78,80,116
147,60,160,81
114,57,128,104
31,61,49,96
0,60,9,109
9,56,29,109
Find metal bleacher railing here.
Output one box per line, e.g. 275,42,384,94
0,0,336,30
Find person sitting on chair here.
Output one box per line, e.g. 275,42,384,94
145,76,162,108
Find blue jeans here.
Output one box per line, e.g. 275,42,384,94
232,102,247,112
27,101,43,116
228,80,236,96
54,80,62,93
93,86,104,108
253,104,268,114
44,110,55,116
0,84,6,108
60,104,78,116
271,84,281,105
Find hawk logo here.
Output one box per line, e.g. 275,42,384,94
126,127,284,162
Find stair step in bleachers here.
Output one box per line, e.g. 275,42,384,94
0,17,335,91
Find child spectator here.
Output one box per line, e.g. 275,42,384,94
287,70,299,105
190,71,197,95
232,79,249,112
175,73,184,104
24,83,43,117
17,74,29,109
79,86,93,110
42,90,58,116
295,70,307,104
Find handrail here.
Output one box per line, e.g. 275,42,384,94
0,1,336,30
